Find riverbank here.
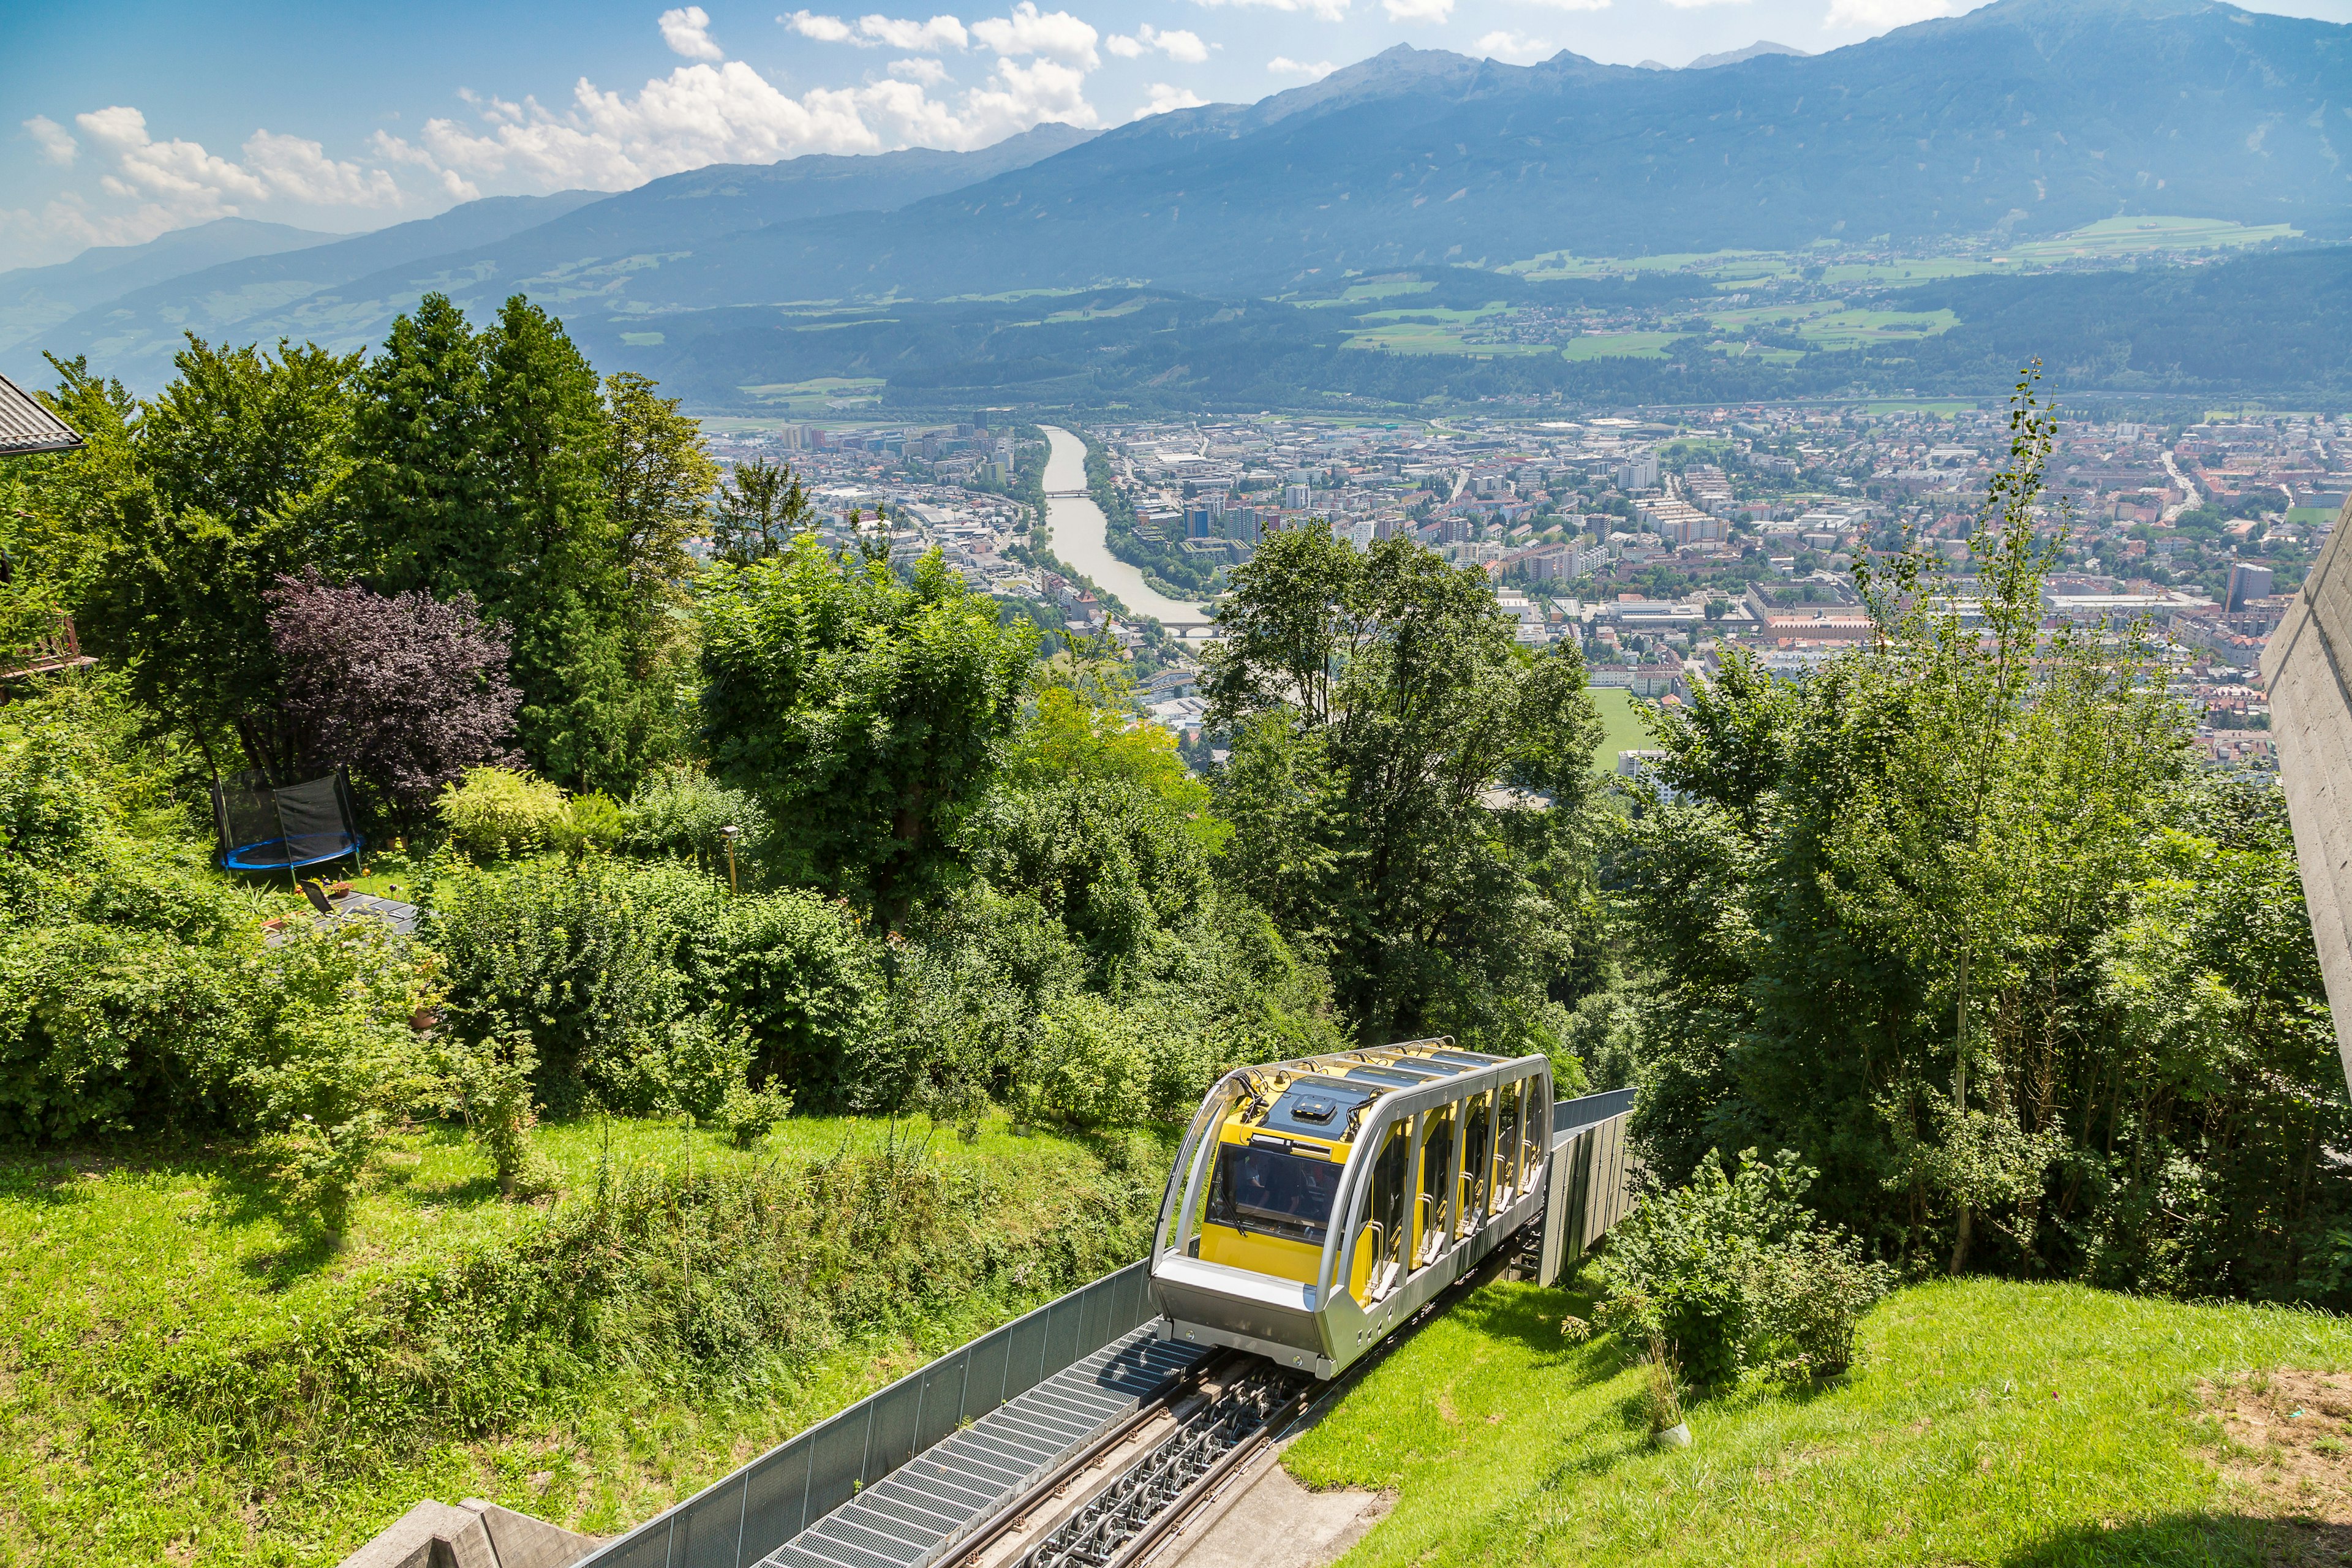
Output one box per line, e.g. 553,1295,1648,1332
1038,426,1213,629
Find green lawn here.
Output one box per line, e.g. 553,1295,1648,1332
1793,307,1959,352
1591,688,1655,772
1559,333,1686,363
1289,1274,2352,1567
0,1112,1144,1566
2002,216,2299,262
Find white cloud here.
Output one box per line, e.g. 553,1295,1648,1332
243,130,404,205
1266,55,1335,76
1475,28,1555,58
1823,0,1950,24
860,13,970,48
783,10,859,40
971,3,1099,66
0,105,405,268
1516,0,1609,10
1383,0,1453,21
73,106,401,213
371,43,1100,200
786,8,973,47
1109,24,1211,62
1191,0,1350,24
1134,83,1209,119
1148,24,1211,61
661,5,726,59
23,116,77,167
959,55,1101,132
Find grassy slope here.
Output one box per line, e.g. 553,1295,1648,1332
0,1114,1140,1568
1589,688,1654,772
1289,1275,2352,1566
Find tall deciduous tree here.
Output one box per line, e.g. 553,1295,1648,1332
265,569,520,815
710,458,813,565
1204,522,1604,1049
1610,373,2347,1300
604,371,717,614
697,537,1038,927
70,336,360,780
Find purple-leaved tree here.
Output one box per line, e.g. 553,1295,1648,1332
266,570,521,812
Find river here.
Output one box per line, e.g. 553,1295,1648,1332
1038,425,1215,630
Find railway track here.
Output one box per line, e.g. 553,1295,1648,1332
946,1234,1533,1568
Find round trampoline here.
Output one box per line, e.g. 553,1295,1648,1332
213,767,365,876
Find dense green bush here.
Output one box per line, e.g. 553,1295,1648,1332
423,855,889,1114
0,692,431,1146
421,854,721,1115
698,889,886,1106
622,763,771,875
437,767,573,859
962,780,1212,986
1583,1148,1893,1386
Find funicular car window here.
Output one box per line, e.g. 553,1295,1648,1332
1207,1144,1341,1246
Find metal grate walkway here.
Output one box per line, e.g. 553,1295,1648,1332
761,1328,1210,1568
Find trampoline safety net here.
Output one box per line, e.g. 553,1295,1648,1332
213,768,364,873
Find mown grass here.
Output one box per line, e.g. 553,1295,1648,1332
0,1112,1159,1567
1589,688,1656,772
1289,1274,2352,1566
1558,332,1684,363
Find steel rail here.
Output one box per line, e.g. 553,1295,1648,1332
945,1351,1241,1568
957,1217,1542,1568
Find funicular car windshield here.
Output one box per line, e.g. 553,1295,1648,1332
1206,1143,1341,1248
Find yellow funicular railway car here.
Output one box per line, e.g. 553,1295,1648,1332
1148,1038,1564,1379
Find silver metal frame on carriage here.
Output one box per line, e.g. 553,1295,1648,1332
1146,1041,1556,1379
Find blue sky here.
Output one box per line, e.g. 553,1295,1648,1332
6,0,2350,271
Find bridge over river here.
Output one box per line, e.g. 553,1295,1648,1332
1038,426,1219,639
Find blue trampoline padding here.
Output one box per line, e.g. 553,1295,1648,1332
223,832,364,872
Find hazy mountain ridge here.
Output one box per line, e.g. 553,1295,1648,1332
8,127,1099,391
0,217,339,353
10,0,2348,398
1686,41,1809,68
5,191,608,386
661,0,2349,305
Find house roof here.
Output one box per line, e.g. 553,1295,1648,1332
0,372,83,457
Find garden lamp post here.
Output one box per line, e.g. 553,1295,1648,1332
722,824,740,895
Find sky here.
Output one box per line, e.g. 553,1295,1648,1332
6,0,2350,273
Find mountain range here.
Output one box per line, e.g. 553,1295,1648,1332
7,0,2348,403
0,217,337,355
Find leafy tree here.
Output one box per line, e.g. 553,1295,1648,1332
265,569,519,815
1611,374,2350,1301
697,537,1038,927
1009,655,1213,823
350,293,496,597
962,780,1213,986
66,337,359,780
710,457,814,565
1205,522,1603,1048
351,294,665,793
604,371,718,617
